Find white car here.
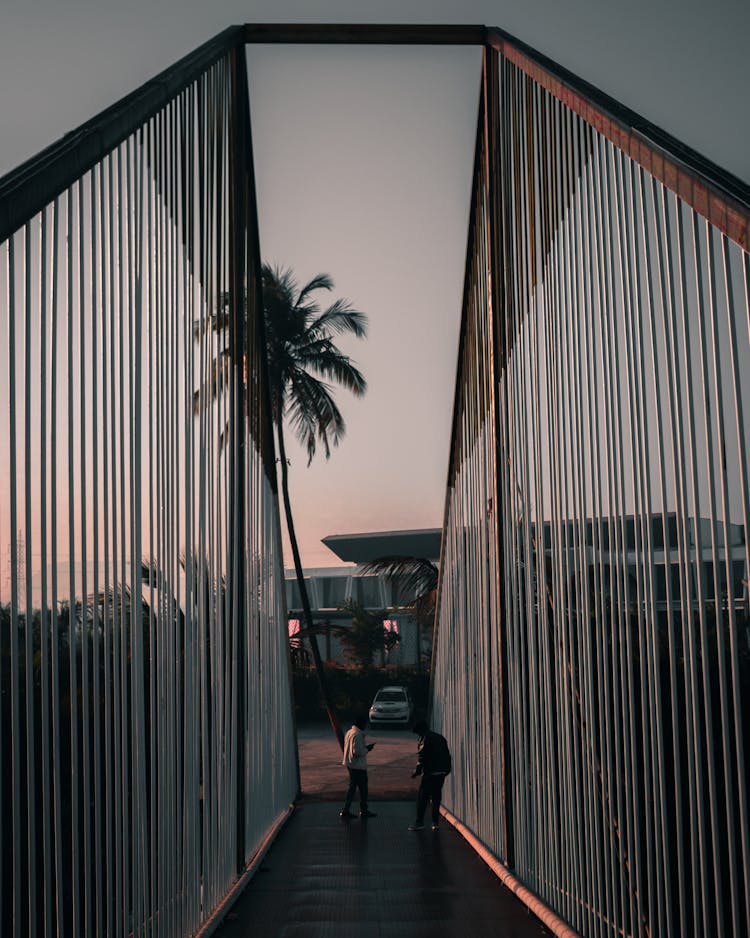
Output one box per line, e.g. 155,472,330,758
368,685,413,726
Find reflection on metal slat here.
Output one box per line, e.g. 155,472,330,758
23,220,38,938
656,179,692,936
691,212,728,936
39,205,53,938
49,196,65,937
719,232,750,924
89,163,104,938
8,234,22,935
707,219,747,935
65,185,80,938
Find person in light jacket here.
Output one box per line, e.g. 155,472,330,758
340,715,377,819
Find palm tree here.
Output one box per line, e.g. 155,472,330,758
192,265,367,748
358,556,439,673
262,264,367,748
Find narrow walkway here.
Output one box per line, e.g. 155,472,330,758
214,801,550,937
295,723,418,801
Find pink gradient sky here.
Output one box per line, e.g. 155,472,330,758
1,0,747,570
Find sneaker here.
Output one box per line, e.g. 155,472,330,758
340,810,356,819
431,823,440,831
359,810,377,819
408,822,424,831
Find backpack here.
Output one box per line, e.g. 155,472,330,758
430,732,452,775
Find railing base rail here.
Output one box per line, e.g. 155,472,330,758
440,807,582,938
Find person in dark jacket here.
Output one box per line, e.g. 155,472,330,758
408,720,452,831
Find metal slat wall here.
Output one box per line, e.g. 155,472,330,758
431,42,750,938
432,71,506,853
0,42,297,937
430,71,507,867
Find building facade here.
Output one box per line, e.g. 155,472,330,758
286,528,441,668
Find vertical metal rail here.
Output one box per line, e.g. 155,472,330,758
431,64,506,867
0,29,297,937
431,34,750,938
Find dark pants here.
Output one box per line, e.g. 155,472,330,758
344,768,369,812
416,773,446,824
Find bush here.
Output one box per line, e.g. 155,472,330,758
292,663,430,725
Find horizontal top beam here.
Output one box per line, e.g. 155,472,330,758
0,25,244,244
1,22,748,249
487,26,750,249
243,23,487,45
243,22,750,242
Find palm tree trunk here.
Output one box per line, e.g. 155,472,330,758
276,424,344,750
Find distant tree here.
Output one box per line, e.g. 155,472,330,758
337,599,400,670
289,617,337,666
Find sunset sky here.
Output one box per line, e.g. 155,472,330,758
1,0,747,569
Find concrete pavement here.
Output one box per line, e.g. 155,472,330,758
296,722,420,802
214,801,550,937
209,723,551,937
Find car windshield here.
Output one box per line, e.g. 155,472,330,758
376,690,406,702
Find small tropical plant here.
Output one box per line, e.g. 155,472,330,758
358,556,439,672
336,599,400,670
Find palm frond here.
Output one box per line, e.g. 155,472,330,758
192,305,231,341
217,420,231,451
296,272,334,307
358,555,439,599
300,345,367,396
192,350,231,414
191,259,368,488
286,370,346,464
307,299,368,339
261,264,298,308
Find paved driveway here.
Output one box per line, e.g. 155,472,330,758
297,722,419,802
